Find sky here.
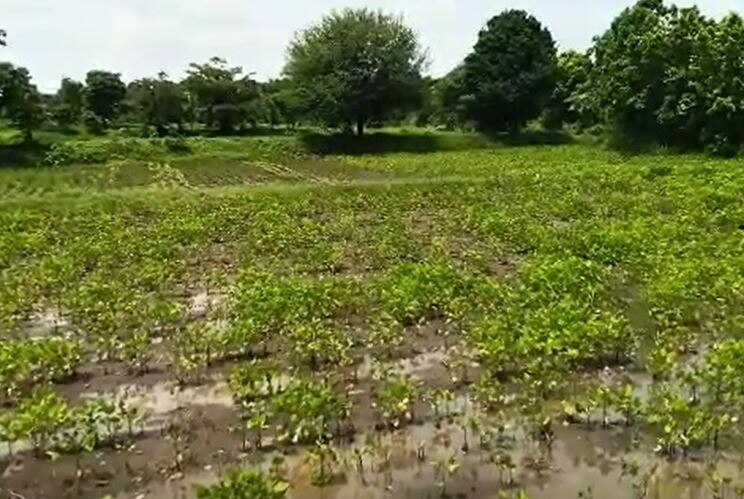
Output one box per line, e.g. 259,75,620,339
3,0,743,93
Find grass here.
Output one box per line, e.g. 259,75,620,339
2,129,744,497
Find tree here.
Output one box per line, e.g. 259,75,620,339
284,8,426,136
128,73,185,135
587,0,742,152
183,57,260,134
261,79,305,129
0,29,6,46
461,10,557,132
0,63,45,142
695,13,744,155
543,51,594,129
84,70,126,127
52,78,85,128
430,66,466,129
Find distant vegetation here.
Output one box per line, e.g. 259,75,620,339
3,0,744,155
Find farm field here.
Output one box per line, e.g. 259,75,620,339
2,137,744,499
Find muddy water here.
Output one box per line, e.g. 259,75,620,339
120,415,743,499
19,308,69,338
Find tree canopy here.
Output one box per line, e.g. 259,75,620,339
52,78,85,128
461,10,557,132
284,8,426,136
2,2,744,155
128,73,185,136
587,0,744,154
183,57,260,134
543,50,593,129
84,71,127,128
0,63,43,141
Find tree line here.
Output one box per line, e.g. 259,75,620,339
2,0,744,154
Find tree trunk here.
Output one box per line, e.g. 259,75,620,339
22,127,34,144
356,118,365,137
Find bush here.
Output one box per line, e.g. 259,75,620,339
162,136,190,153
82,111,105,136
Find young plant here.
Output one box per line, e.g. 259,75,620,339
374,375,419,428
195,468,289,499
307,440,340,487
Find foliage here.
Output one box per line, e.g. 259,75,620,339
471,255,634,374
543,51,594,129
461,10,557,132
0,338,82,402
285,8,426,136
588,0,744,154
271,378,348,444
195,468,288,499
0,62,44,141
0,389,135,457
374,375,418,427
84,70,127,127
183,57,260,134
52,78,85,127
371,262,500,325
128,73,185,136
2,141,744,493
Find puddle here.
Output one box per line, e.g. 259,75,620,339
116,414,742,499
357,350,450,381
185,292,225,320
82,380,236,432
20,308,69,338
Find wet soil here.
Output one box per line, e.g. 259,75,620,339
2,319,743,499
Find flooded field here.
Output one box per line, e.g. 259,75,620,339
3,146,744,498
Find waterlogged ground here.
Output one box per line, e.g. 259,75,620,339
2,142,744,498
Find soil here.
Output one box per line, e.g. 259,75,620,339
1,319,741,499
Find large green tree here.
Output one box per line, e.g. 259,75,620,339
284,8,426,136
695,13,744,154
52,78,85,128
183,57,260,134
461,10,557,132
128,73,185,135
84,70,126,127
260,79,305,129
0,63,44,141
543,50,594,129
588,0,744,154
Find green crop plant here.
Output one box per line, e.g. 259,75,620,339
286,321,354,370
471,255,635,376
431,454,460,498
646,385,710,456
5,138,744,495
374,375,419,428
271,378,349,444
612,382,643,426
195,468,289,499
307,440,340,487
171,321,226,384
371,262,500,325
426,387,456,423
1,389,135,458
7,389,71,457
238,400,271,451
0,338,82,403
229,360,281,403
228,271,361,356
368,315,406,360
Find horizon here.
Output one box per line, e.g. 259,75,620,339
2,0,743,93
